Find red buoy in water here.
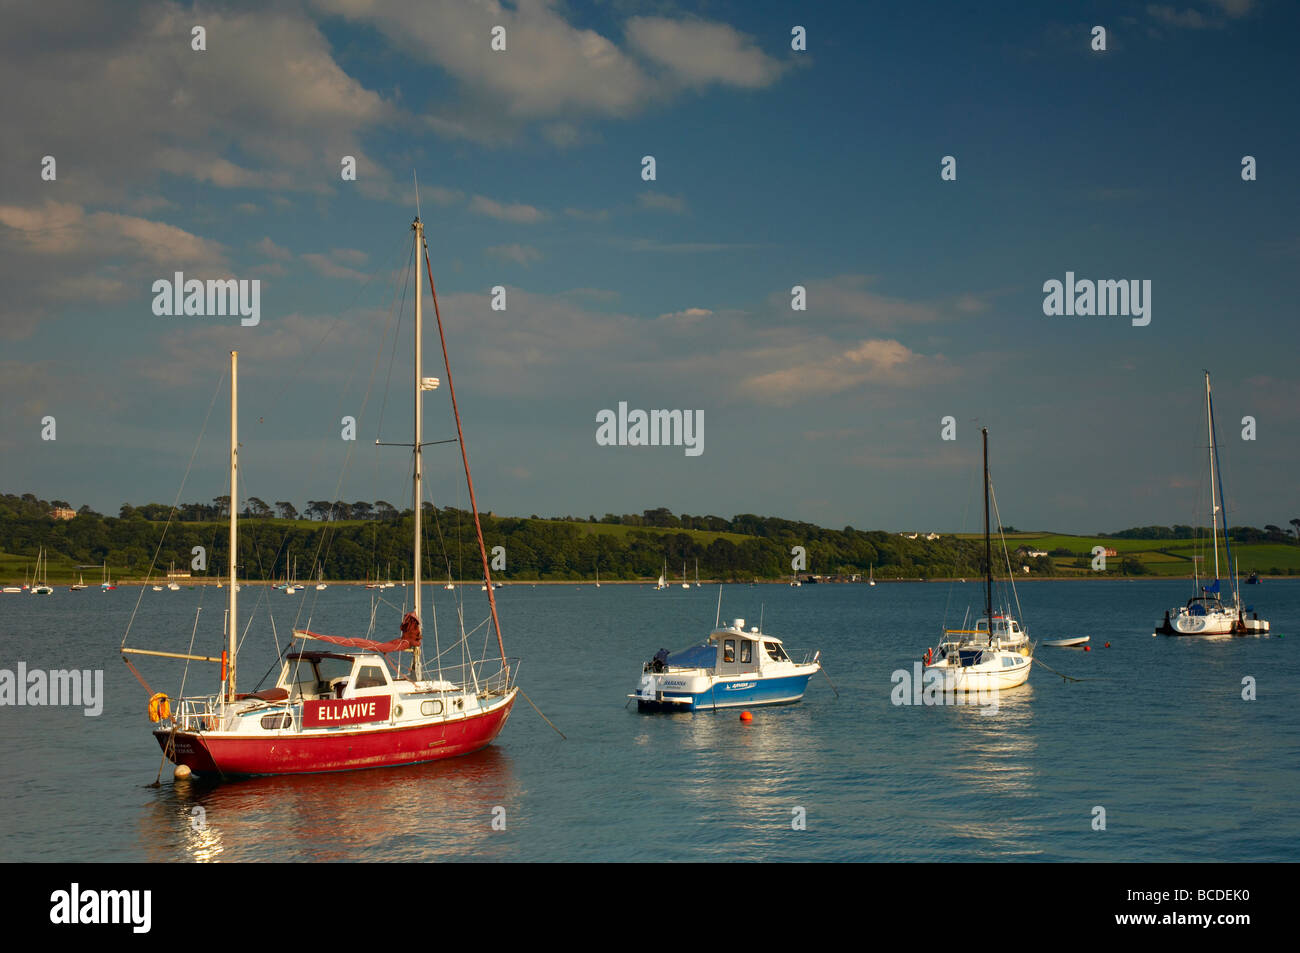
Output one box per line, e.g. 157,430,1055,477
1105,641,1111,648
1084,645,1091,652
740,710,753,722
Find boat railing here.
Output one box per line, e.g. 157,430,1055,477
475,656,519,697
423,657,519,698
174,695,221,732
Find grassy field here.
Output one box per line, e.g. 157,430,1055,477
0,550,108,585
968,533,1300,576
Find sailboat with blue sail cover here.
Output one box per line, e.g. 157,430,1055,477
1156,372,1269,636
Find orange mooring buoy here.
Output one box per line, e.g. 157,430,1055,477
740,710,753,722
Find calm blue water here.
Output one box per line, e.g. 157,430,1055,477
1,579,1296,862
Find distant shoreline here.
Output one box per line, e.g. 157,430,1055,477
6,575,1295,587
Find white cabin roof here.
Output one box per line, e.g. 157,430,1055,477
709,619,783,644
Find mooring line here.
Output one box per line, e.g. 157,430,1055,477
519,687,566,740
1031,652,1097,683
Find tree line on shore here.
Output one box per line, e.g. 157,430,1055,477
3,493,1296,582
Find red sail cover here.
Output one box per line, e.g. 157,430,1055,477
297,613,421,654
400,612,422,646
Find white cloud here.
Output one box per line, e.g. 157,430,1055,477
425,187,465,207
470,195,546,223
637,192,688,214
737,339,928,405
0,3,396,205
0,200,225,265
486,244,543,266
252,237,294,261
0,199,229,339
565,207,611,223
1147,5,1211,28
767,275,941,329
1208,0,1254,15
311,2,790,143
658,307,713,323
314,0,653,123
618,238,760,253
301,251,368,281
626,17,786,89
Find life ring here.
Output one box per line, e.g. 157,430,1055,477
148,692,171,722
923,648,933,667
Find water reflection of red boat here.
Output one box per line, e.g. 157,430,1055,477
144,745,519,861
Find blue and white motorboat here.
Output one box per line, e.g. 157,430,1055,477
631,618,820,712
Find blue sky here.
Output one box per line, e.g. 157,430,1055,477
1,0,1296,534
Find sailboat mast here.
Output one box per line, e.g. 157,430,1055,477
1206,371,1221,582
1206,373,1240,607
983,427,992,629
420,230,508,665
228,349,238,702
412,217,425,679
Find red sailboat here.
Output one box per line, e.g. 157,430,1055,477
125,214,518,778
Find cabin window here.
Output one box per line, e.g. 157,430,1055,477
1002,657,1016,668
286,661,319,686
354,665,388,689
764,641,788,662
723,640,736,663
740,640,753,664
260,712,292,730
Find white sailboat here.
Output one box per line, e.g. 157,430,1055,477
31,548,53,595
869,564,876,587
922,428,1033,694
656,561,668,590
595,566,600,588
681,561,690,589
70,572,87,591
315,564,327,591
1156,372,1269,636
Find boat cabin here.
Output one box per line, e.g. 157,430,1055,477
648,619,790,677
275,650,395,702
974,616,1023,640
1181,593,1227,615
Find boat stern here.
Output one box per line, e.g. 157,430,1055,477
632,670,704,712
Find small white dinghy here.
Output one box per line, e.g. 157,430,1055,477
1042,636,1090,648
